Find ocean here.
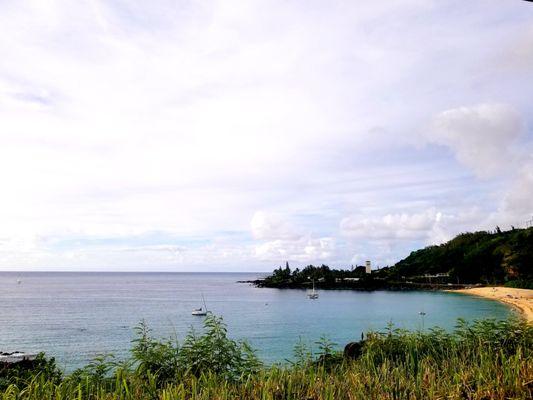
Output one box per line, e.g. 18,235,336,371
0,272,513,371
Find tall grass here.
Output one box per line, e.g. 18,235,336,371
1,315,531,399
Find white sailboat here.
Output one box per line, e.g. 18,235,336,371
192,294,208,316
307,279,319,299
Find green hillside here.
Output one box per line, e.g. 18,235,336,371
256,227,533,289
390,227,533,285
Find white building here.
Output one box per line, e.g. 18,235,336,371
365,260,371,274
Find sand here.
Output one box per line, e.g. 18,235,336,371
452,287,533,322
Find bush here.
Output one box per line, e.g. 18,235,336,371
179,314,262,380
0,353,62,391
1,317,531,399
505,279,533,289
131,313,262,385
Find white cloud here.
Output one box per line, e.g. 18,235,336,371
250,211,302,241
492,159,533,227
340,207,493,265
340,210,442,241
426,103,532,230
427,103,523,177
250,211,335,264
254,237,335,264
503,163,533,218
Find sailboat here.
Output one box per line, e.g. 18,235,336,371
192,294,208,316
307,279,319,299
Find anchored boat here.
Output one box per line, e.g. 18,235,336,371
192,294,208,316
307,279,319,299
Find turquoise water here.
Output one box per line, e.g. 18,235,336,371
0,272,513,370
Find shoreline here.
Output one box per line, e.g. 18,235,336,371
451,287,533,322
245,279,473,291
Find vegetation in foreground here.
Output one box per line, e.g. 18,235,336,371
259,226,533,289
1,315,532,399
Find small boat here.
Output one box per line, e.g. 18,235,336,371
191,307,207,316
192,294,208,316
307,279,319,299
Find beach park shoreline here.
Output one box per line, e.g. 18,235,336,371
451,287,533,322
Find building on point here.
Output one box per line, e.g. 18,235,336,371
365,260,371,274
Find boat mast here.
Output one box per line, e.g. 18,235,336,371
202,294,208,312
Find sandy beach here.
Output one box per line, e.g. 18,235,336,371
453,287,533,322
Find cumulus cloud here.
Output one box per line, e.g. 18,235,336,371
426,103,532,229
340,210,442,267
427,103,523,177
254,237,335,263
250,211,302,241
340,210,442,241
503,164,533,219
250,211,335,263
340,207,494,265
490,159,533,227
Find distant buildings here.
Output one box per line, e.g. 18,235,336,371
423,273,450,278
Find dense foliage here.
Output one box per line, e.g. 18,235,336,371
264,263,367,285
129,315,261,384
391,227,533,284
259,262,391,289
1,316,531,399
505,279,533,289
0,354,61,392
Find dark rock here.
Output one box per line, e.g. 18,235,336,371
344,341,364,359
0,352,37,370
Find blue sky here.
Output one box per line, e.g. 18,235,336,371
0,0,532,271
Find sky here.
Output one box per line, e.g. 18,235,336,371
0,0,532,271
